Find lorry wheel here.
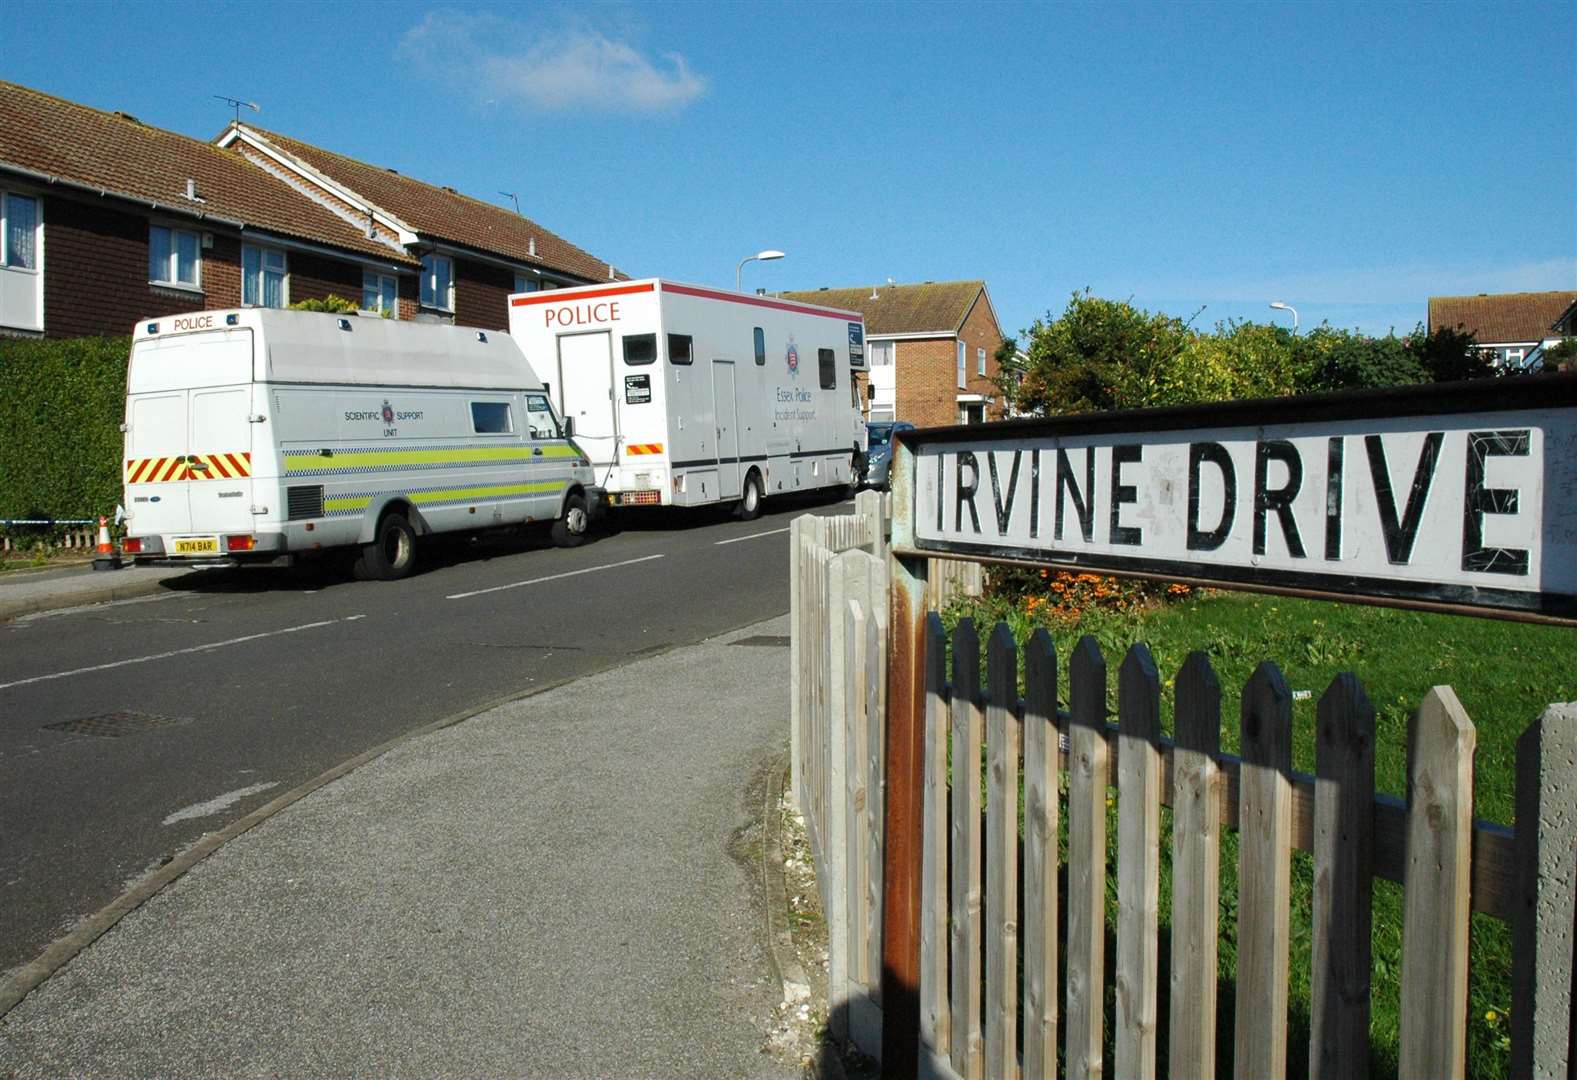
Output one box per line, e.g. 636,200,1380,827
736,470,764,521
355,511,418,581
552,492,590,547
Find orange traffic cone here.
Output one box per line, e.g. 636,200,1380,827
92,515,123,571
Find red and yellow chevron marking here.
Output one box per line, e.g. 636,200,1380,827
125,452,252,484
624,443,665,456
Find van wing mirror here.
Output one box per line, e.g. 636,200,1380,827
562,416,575,439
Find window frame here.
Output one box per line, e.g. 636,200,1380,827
667,333,693,366
241,243,289,308
469,400,515,435
977,346,986,377
2,192,41,272
514,272,540,294
956,340,966,388
623,333,657,366
420,253,455,312
148,223,202,290
362,270,398,315
818,347,837,390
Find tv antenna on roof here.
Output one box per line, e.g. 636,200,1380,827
498,191,522,216
213,95,261,126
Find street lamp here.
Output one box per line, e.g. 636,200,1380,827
736,249,785,291
1269,300,1299,334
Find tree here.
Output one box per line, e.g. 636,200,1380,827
1011,291,1193,415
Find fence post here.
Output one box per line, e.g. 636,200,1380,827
1022,629,1060,1080
1310,673,1376,1080
856,488,887,560
1510,702,1576,1079
1116,644,1162,1080
1169,652,1222,1080
1066,636,1108,1080
1399,686,1475,1080
825,549,871,1041
985,623,1021,1080
949,618,985,1080
1235,661,1294,1080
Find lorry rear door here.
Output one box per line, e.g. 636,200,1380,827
556,331,617,471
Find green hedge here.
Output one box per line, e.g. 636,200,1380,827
0,335,129,520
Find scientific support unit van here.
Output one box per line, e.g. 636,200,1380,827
121,309,598,579
506,279,868,519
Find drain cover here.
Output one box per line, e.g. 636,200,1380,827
731,635,790,647
43,711,189,738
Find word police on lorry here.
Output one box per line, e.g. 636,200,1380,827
121,309,598,579
507,279,867,519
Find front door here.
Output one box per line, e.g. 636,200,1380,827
557,331,616,472
712,359,740,499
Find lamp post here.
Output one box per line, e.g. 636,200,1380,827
1269,300,1299,334
736,249,785,291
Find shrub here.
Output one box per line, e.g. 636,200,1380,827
0,335,129,520
288,294,359,313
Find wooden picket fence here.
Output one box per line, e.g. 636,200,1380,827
913,612,1575,1080
0,525,97,553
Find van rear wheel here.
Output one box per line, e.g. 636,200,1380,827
355,511,417,581
736,470,764,521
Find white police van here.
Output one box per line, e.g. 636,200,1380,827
507,279,867,519
121,308,598,579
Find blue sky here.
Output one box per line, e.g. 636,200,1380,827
5,1,1573,339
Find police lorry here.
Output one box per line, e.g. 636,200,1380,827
120,308,598,579
506,279,867,519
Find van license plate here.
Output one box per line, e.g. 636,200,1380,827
174,536,219,555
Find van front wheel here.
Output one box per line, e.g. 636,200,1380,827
552,492,590,548
355,511,417,581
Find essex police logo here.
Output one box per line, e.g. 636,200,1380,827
786,340,799,378
382,400,395,424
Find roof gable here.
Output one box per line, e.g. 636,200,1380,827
780,280,985,336
229,125,625,284
0,81,411,264
1427,290,1577,345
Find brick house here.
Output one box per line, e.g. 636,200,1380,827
780,280,1005,427
0,80,622,339
215,124,625,330
1427,290,1577,369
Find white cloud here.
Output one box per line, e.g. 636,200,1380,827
399,11,706,114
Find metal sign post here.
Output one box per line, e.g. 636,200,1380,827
879,374,1577,1068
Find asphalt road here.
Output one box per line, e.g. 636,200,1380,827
0,493,843,979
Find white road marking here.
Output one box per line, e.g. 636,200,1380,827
445,553,667,600
163,781,281,825
0,616,365,692
714,527,792,546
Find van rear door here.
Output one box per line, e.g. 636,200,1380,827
186,386,254,536
125,391,193,535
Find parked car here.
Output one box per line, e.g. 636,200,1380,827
861,420,915,490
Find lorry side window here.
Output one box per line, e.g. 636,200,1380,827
623,333,656,366
524,393,563,439
818,348,836,390
753,327,766,366
471,401,513,434
667,334,693,366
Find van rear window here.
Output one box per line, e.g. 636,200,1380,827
471,401,513,434
623,333,656,366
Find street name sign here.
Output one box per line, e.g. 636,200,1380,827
891,376,1577,621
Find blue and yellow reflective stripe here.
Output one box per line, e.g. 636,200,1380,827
321,481,567,517
285,443,581,476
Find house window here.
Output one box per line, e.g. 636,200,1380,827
421,253,454,311
362,271,397,314
868,341,894,367
753,326,766,366
514,272,540,294
977,346,986,376
956,340,966,388
819,348,836,390
0,191,43,332
1504,348,1526,367
149,225,200,288
242,245,288,307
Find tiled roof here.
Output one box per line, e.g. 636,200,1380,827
236,126,625,284
1427,290,1577,345
780,281,985,336
0,81,412,264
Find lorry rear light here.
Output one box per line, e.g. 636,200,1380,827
122,537,143,554
226,534,256,552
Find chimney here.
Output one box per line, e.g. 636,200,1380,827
529,237,537,258
185,179,203,202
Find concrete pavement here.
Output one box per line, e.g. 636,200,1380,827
0,612,803,1078
0,561,213,623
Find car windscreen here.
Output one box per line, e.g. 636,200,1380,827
867,426,893,447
